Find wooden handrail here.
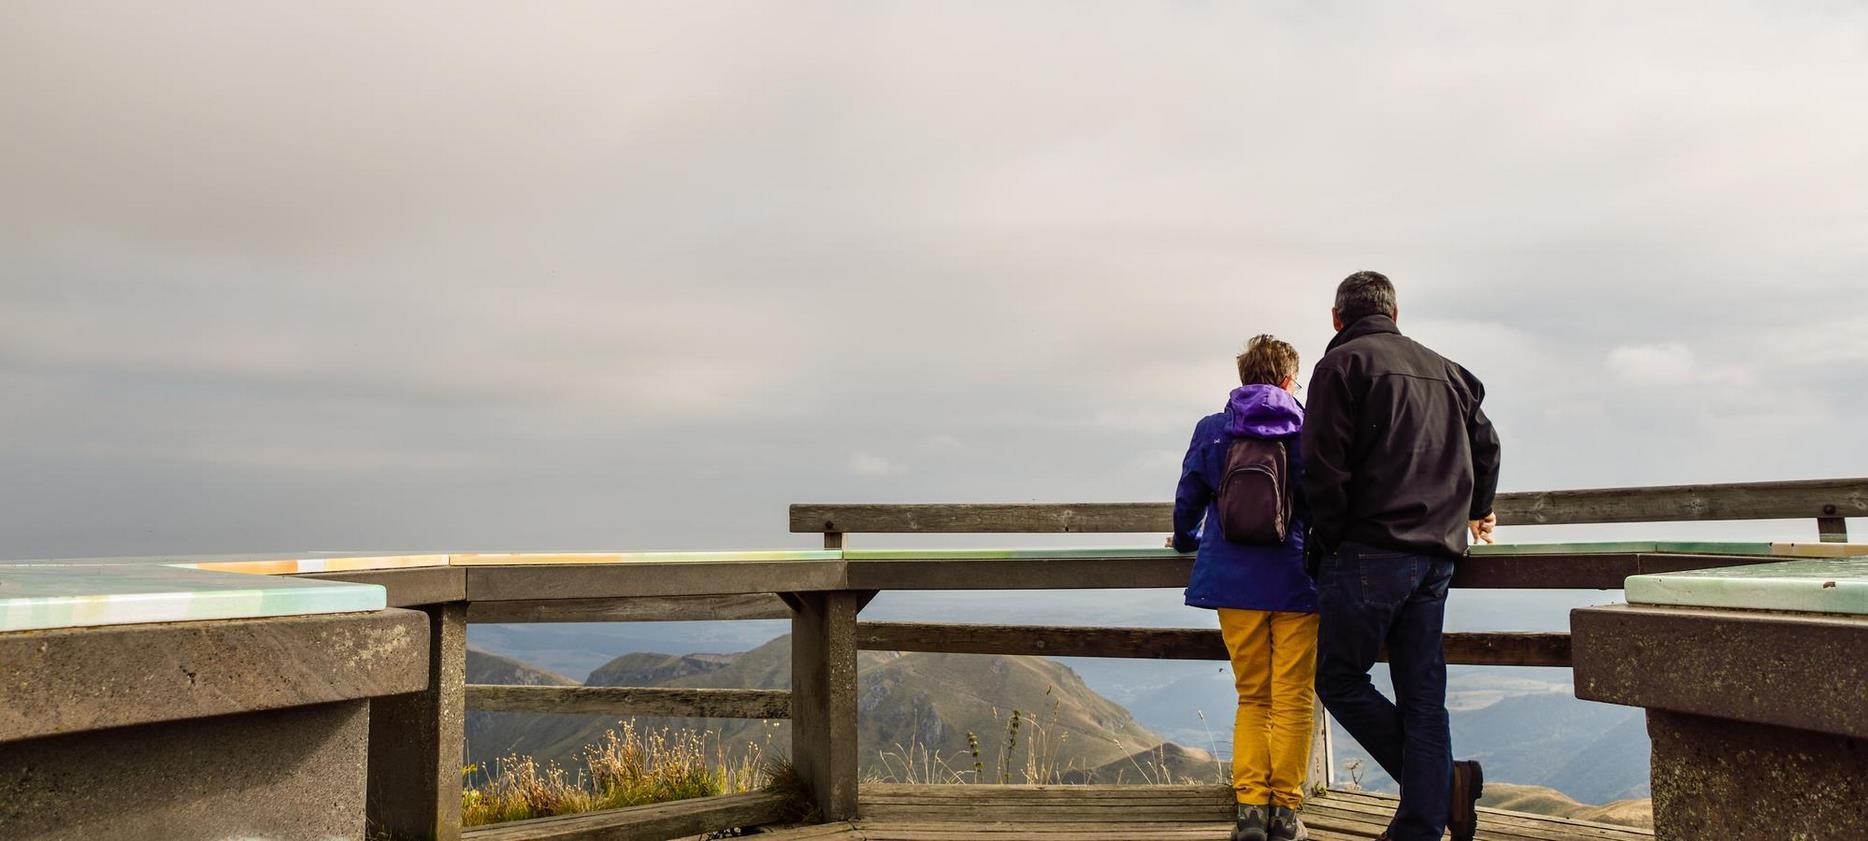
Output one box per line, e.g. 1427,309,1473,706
855,621,1573,668
465,685,790,719
790,477,1868,534
465,594,791,624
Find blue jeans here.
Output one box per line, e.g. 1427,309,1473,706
1315,541,1455,841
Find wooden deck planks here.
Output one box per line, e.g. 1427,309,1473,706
460,791,787,841
832,784,1652,841
455,785,1650,840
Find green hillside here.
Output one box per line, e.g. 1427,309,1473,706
467,649,576,686
1480,782,1653,829
465,639,1217,784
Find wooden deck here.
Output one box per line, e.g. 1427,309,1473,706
755,785,1654,840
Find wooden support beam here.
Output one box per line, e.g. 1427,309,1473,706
460,791,788,841
465,594,791,624
367,602,467,841
854,622,1574,667
300,566,466,608
791,477,1868,533
791,591,865,822
464,685,790,719
463,560,847,602
1819,516,1849,543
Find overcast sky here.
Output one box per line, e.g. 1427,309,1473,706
4,1,1866,558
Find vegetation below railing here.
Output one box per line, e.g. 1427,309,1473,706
864,694,1222,787
461,722,774,827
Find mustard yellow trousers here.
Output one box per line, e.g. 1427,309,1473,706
1218,608,1319,808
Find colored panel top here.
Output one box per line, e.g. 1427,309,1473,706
843,547,1186,561
0,564,387,633
1770,542,1868,558
0,552,450,573
447,550,842,566
1625,556,1868,615
175,554,451,575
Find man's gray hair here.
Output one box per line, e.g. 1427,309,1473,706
1334,271,1397,324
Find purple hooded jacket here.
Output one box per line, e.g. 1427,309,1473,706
1173,384,1317,613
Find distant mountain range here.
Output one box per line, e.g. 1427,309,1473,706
1331,690,1651,804
465,638,1220,785
467,632,1652,814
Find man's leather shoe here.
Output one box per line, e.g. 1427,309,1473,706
1448,759,1485,841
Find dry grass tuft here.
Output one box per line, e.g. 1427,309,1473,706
461,719,775,827
866,691,1196,786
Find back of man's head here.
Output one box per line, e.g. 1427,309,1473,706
1334,271,1397,325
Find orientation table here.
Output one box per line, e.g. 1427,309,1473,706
1,541,1861,840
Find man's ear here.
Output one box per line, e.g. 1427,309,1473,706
1390,306,1399,324
1331,308,1344,332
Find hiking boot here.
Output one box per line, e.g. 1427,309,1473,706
1229,803,1269,841
1449,759,1485,841
1268,805,1309,841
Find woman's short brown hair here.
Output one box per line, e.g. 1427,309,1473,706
1236,334,1300,387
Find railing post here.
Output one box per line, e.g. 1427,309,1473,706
1819,516,1849,543
789,590,867,821
366,602,467,841
1306,700,1333,797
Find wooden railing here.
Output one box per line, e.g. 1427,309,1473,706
336,477,1864,841
790,476,1865,537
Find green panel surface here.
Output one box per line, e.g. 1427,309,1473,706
1626,556,1868,615
0,551,428,568
1469,541,1776,556
447,550,842,566
848,542,1778,561
0,564,387,632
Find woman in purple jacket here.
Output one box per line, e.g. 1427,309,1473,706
1171,335,1317,841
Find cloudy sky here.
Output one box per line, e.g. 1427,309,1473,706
4,1,1866,558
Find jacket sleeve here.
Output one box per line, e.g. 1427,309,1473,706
1301,363,1355,550
1171,423,1211,553
1288,433,1310,524
1462,366,1503,519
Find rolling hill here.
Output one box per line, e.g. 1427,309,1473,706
464,638,1218,784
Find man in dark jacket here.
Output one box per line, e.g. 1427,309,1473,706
1301,271,1502,841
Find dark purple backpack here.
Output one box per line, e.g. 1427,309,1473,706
1217,437,1292,545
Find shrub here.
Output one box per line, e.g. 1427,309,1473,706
461,719,773,827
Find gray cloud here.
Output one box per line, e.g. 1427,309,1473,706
3,1,1866,557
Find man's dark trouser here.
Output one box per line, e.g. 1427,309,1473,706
1315,541,1455,841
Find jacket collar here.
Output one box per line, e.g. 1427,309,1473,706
1326,314,1401,352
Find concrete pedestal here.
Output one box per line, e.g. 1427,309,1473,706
0,701,372,841
1647,710,1868,838
0,609,428,841
1574,602,1868,840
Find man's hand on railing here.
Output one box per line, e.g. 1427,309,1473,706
1469,512,1497,544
